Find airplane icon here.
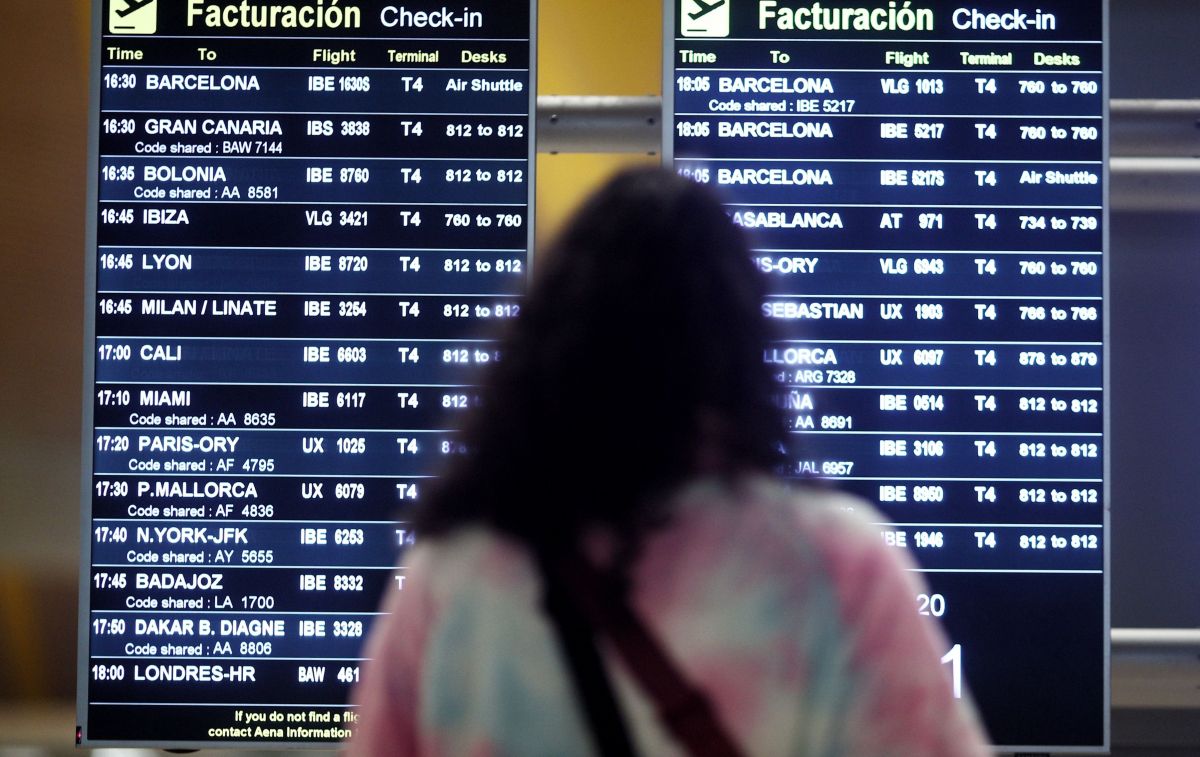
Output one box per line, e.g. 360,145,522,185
689,0,726,20
109,0,157,34
681,0,729,37
115,0,155,18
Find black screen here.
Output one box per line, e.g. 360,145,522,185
666,0,1107,750
79,0,534,746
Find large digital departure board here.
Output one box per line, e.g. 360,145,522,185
666,1,1107,750
78,0,534,746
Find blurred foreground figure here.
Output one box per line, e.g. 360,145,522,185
347,168,989,756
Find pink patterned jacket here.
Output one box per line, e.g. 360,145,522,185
347,477,990,756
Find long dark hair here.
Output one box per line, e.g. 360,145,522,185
416,167,785,549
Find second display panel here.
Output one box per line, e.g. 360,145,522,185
665,0,1108,750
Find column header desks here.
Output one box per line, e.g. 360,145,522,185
102,38,529,70
674,41,1099,72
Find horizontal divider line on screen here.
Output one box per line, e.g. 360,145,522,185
677,37,1104,45
106,65,528,72
107,110,529,116
101,157,528,163
95,426,454,433
773,339,1104,344
754,249,1103,255
94,564,406,570
92,656,369,661
675,112,1103,119
822,477,1102,482
98,290,518,297
780,386,1104,391
787,430,1103,436
102,35,529,41
97,473,436,478
98,245,526,250
94,519,404,524
689,158,1104,164
729,204,1104,210
90,702,358,710
97,382,477,388
877,523,1104,529
911,568,1103,574
95,336,499,342
762,294,1103,300
99,200,526,206
677,68,1103,74
98,610,390,615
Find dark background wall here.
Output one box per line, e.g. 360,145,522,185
1109,1,1200,627
1111,0,1200,99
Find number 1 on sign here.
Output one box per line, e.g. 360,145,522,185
941,644,963,699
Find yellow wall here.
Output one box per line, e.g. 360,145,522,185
536,0,663,241
0,0,90,707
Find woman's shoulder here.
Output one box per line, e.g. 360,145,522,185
404,476,902,606
669,474,887,551
652,475,919,604
405,525,539,600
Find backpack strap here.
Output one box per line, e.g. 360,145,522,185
539,548,744,757
540,553,638,757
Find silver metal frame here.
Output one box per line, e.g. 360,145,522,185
1110,99,1200,156
661,3,676,167
660,1,1112,753
527,5,537,288
1099,0,1113,748
75,0,103,746
1101,1,1113,750
75,0,538,748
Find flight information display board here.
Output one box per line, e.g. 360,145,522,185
666,1,1107,750
78,0,534,746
